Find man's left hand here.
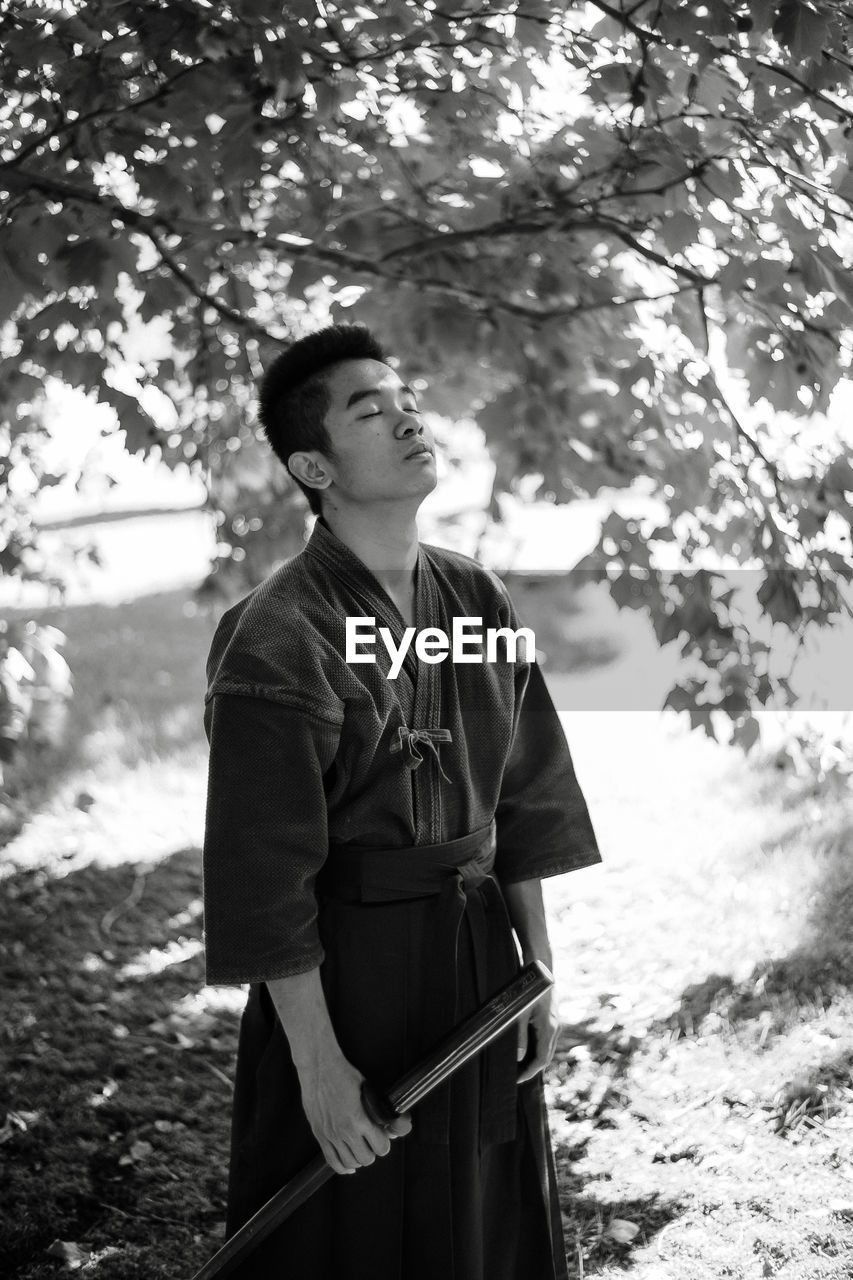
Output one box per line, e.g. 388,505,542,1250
516,986,560,1084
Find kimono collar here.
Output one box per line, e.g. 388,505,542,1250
303,516,425,629
303,519,452,821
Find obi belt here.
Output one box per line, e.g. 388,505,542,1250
316,821,521,1146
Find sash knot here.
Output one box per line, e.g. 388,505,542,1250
390,726,453,782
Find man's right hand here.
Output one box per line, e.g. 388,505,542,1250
266,967,412,1175
300,1054,412,1176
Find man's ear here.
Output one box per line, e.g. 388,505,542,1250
288,451,333,494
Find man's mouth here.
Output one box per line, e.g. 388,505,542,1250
405,443,433,460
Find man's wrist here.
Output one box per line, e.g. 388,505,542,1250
289,1025,345,1079
267,968,347,1086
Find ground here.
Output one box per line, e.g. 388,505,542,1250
2,513,853,1279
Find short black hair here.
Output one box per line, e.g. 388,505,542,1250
257,323,389,515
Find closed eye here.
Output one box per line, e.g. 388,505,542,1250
357,403,420,420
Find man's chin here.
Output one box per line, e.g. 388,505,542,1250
397,466,438,498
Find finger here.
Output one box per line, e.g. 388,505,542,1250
358,1106,394,1156
388,1114,412,1138
520,1020,560,1081
517,1016,530,1062
322,1142,357,1176
517,1055,546,1084
363,1126,392,1159
345,1133,378,1167
516,1032,548,1083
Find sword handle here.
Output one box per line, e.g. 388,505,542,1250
360,1080,398,1128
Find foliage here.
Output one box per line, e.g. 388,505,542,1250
769,716,853,792
1,0,853,741
0,620,72,781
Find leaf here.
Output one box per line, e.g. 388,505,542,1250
731,716,761,751
688,702,717,738
0,250,30,316
592,63,633,98
701,159,741,204
664,683,701,714
606,1218,641,1244
46,1241,87,1269
0,1108,41,1143
137,272,187,323
772,0,830,63
824,455,853,494
720,688,749,717
56,239,108,289
679,593,719,641
663,210,701,253
285,256,321,302
99,385,162,455
757,571,803,625
657,609,683,645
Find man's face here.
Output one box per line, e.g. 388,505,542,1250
313,358,437,508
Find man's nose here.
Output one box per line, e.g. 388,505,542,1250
395,410,422,437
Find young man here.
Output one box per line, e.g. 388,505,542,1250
201,323,601,1279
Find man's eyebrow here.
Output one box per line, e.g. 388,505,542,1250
345,384,418,409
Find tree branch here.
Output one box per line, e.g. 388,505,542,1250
0,61,208,171
594,215,711,285
1,161,701,326
753,57,853,125
698,366,792,533
149,232,274,336
379,201,712,288
0,164,277,338
585,0,659,43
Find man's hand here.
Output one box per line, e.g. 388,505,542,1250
500,876,561,1083
266,968,411,1177
516,986,560,1084
300,1054,412,1176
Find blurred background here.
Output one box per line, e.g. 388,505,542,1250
2,2,853,1277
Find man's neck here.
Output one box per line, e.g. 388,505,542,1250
321,501,420,597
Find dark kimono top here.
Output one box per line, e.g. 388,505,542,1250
202,517,601,987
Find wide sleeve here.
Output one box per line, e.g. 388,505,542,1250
201,691,340,985
493,660,602,884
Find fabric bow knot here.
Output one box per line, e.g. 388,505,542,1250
390,726,453,783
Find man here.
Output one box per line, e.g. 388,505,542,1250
201,323,601,1279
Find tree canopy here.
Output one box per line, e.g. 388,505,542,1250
2,0,853,748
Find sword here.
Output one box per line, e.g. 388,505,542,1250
189,960,553,1280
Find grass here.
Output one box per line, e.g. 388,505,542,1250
2,565,853,1278
543,707,853,1278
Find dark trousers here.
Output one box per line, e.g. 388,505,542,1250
225,888,569,1279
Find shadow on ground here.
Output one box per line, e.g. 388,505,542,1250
2,835,682,1280
662,799,853,1043
1,846,234,1279
549,792,853,1272
547,1013,689,1274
